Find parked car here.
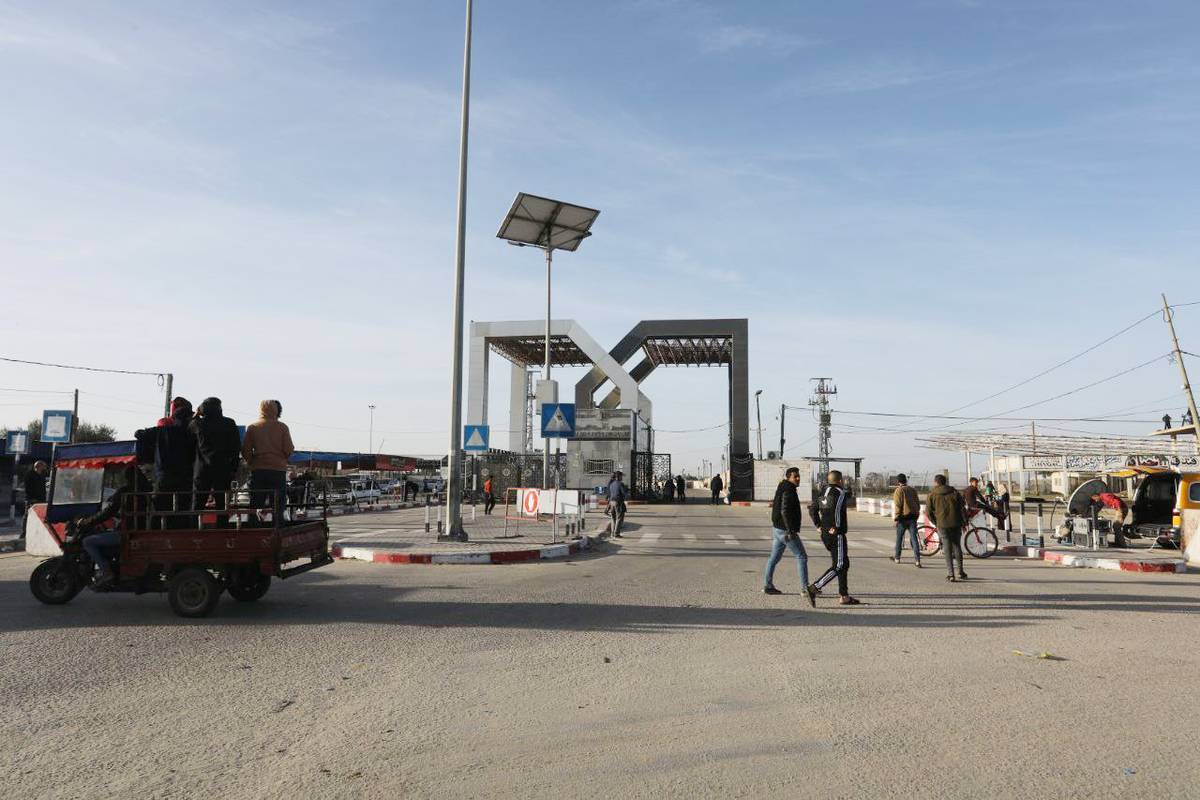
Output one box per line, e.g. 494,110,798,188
350,479,382,505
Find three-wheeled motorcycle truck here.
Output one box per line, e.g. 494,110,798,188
26,441,332,618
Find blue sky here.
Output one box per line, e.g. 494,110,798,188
2,0,1198,477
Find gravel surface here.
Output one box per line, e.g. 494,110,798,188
2,504,1198,798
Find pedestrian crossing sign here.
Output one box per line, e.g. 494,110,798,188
540,403,575,438
463,424,490,452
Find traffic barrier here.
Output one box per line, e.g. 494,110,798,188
501,487,586,542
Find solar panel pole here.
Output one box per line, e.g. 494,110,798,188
442,0,472,542
544,246,552,489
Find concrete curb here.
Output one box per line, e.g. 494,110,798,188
1041,550,1187,574
996,543,1186,573
332,535,594,566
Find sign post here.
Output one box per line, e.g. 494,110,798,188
6,430,30,523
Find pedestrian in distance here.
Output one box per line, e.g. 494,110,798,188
189,397,241,527
763,466,814,605
19,460,49,544
607,471,629,537
483,475,496,515
891,473,922,567
675,474,686,503
1162,413,1172,430
663,476,675,503
927,474,967,582
1184,409,1194,427
710,473,724,505
807,470,860,606
242,399,295,522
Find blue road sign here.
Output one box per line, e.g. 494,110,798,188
6,430,31,455
41,410,73,443
540,403,576,438
463,424,490,452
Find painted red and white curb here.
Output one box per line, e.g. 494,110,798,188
1040,549,1186,573
294,499,444,520
332,536,594,565
997,544,1186,573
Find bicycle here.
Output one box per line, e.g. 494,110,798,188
918,513,999,559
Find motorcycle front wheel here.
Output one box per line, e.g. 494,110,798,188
30,558,82,605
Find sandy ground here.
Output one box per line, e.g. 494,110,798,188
2,504,1197,799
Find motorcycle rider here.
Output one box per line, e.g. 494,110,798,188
77,464,153,586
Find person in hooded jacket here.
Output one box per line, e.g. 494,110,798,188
927,474,968,582
150,397,196,528
189,397,241,526
242,399,295,521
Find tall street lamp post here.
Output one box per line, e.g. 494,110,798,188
442,0,473,542
754,389,763,460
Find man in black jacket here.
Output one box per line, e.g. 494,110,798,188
189,397,241,526
710,474,724,504
763,467,813,604
808,470,860,606
146,396,196,528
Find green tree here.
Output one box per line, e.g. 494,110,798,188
23,418,118,443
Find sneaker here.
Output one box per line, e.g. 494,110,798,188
890,556,901,564
763,585,782,595
946,575,956,582
914,561,922,568
839,596,862,605
804,584,818,608
958,572,968,581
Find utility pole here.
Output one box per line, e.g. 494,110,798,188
368,404,376,455
1163,293,1200,454
808,378,837,478
71,389,78,443
778,404,786,459
1030,420,1037,454
163,373,173,418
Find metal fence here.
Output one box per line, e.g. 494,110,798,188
631,452,672,501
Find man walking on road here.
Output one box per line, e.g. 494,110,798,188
710,474,723,505
763,466,812,604
607,471,629,538
891,473,922,567
675,475,686,503
927,474,967,582
808,470,860,606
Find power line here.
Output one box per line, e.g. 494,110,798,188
0,386,74,395
0,355,164,378
837,410,1161,424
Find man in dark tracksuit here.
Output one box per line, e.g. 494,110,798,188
710,474,724,504
150,397,197,528
808,470,860,606
189,397,241,527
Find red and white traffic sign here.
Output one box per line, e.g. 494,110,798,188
521,489,540,516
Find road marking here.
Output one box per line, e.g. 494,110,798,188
681,532,696,540
719,533,740,546
639,532,662,543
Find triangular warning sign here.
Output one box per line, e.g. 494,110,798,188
545,407,571,433
465,428,486,448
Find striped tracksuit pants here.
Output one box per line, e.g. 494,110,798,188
813,530,849,596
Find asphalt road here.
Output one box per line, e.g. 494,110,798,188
2,503,1198,799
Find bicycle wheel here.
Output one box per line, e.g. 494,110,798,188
918,525,942,557
964,526,998,558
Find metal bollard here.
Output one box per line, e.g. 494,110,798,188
1036,502,1043,539
436,504,443,535
424,499,431,533
1018,501,1026,538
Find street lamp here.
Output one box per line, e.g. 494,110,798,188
368,404,376,455
442,0,473,542
497,192,600,488
754,389,763,460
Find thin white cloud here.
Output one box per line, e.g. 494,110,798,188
698,24,810,54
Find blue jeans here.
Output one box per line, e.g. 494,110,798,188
82,531,121,572
764,528,809,588
894,517,921,562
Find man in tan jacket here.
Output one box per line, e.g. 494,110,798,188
242,399,295,519
891,473,922,567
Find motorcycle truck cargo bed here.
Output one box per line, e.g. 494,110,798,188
123,520,332,577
